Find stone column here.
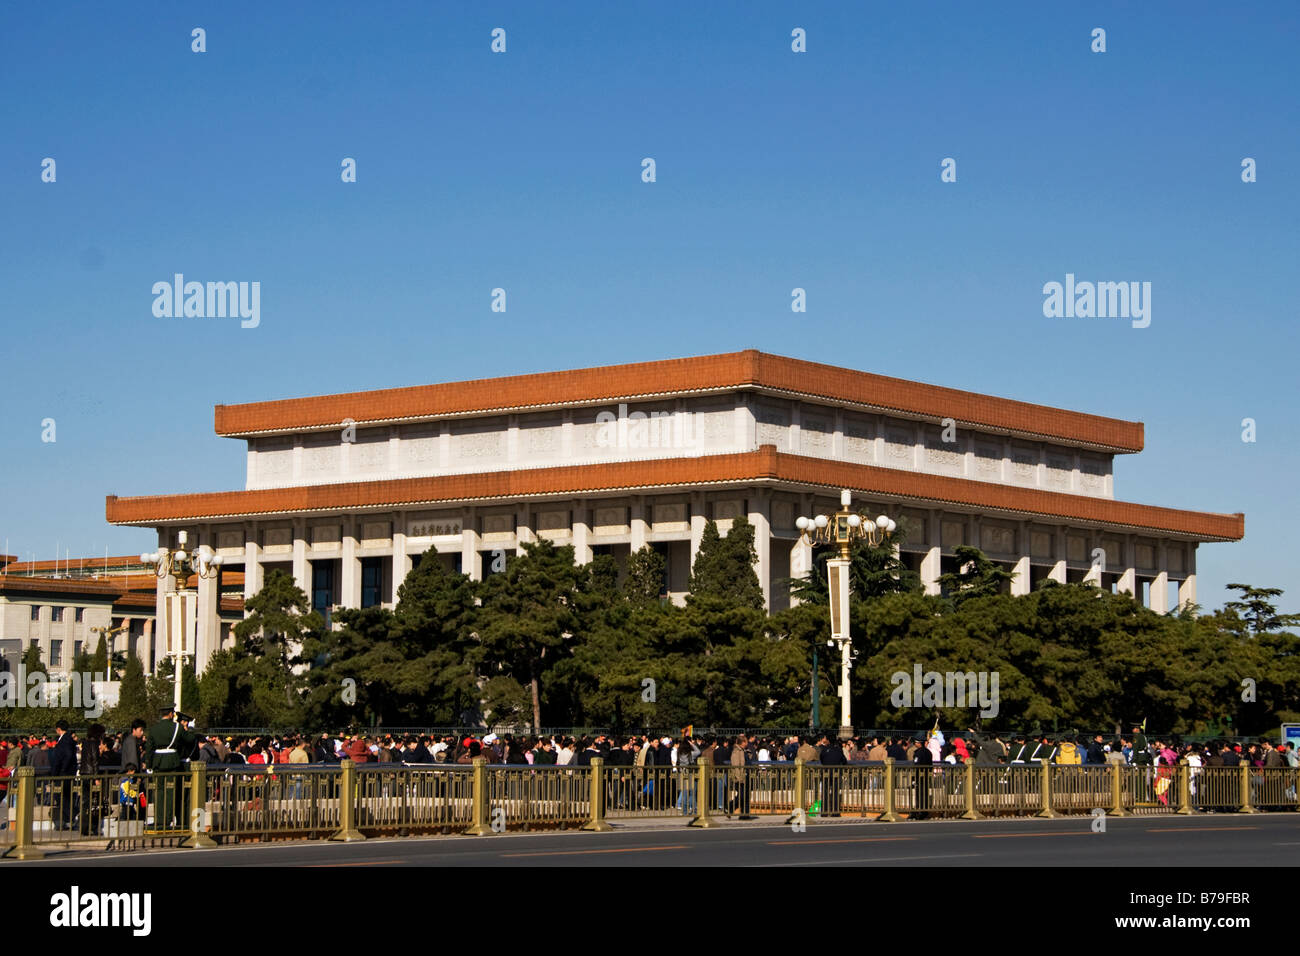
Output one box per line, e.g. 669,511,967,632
1011,554,1032,596
196,566,219,675
462,515,483,581
1049,525,1068,584
155,529,174,675
391,520,409,604
1118,536,1136,599
748,494,772,611
1178,545,1197,610
630,499,649,555
515,505,533,550
790,537,813,606
1151,542,1170,615
1083,530,1103,586
243,534,263,602
689,493,707,573
572,503,592,565
921,510,942,596
141,618,155,676
292,520,310,598
1008,520,1030,595
340,519,361,609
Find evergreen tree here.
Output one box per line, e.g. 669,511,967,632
21,644,45,676
233,568,322,723
937,546,1016,604
300,606,397,727
476,538,584,729
112,653,149,726
788,533,920,604
180,659,200,715
392,552,479,722
91,634,109,677
1224,583,1300,635
624,546,666,606
688,517,764,609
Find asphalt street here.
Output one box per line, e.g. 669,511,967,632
20,812,1300,867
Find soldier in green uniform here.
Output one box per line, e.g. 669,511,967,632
144,705,196,830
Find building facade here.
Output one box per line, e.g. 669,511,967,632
0,555,243,677
105,351,1244,675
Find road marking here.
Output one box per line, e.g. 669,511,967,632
972,831,1089,839
500,845,687,858
755,853,982,866
304,859,403,867
767,837,915,846
1145,826,1258,832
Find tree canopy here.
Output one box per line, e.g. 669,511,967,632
138,541,1300,739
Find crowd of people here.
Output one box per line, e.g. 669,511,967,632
2,717,1296,829
4,721,1297,776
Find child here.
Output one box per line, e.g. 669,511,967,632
118,763,142,819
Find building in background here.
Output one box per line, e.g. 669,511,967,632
0,554,243,677
105,350,1243,676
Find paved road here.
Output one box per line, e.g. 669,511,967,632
23,812,1300,867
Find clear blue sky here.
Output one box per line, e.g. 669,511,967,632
2,2,1296,612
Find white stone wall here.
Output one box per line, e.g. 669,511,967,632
242,394,1118,499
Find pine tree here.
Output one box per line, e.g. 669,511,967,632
624,546,666,606
1224,584,1300,635
21,644,45,676
476,538,583,728
91,634,109,677
938,545,1016,604
112,653,149,727
687,517,764,609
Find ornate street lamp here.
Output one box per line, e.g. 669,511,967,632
141,530,223,712
796,489,896,738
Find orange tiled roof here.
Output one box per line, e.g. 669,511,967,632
0,555,146,575
106,447,1241,541
213,350,1145,453
109,591,244,614
0,576,243,617
0,576,124,597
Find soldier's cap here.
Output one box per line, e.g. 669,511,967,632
159,706,176,717
177,712,192,722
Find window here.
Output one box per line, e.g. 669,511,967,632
50,640,62,667
312,563,335,616
74,608,84,623
30,606,41,622
51,607,63,623
361,558,383,608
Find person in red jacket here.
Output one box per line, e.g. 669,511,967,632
343,736,370,763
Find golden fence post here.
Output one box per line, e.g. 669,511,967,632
184,762,218,848
581,757,612,832
2,767,44,860
329,759,366,842
1109,761,1129,818
1238,763,1258,814
463,757,493,835
960,758,981,820
1176,759,1193,815
1036,759,1059,818
879,757,900,822
689,756,715,828
784,758,805,825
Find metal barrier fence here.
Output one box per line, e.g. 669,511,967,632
3,759,1296,859
485,766,590,828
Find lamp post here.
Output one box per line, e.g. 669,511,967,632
141,530,223,712
796,489,896,739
